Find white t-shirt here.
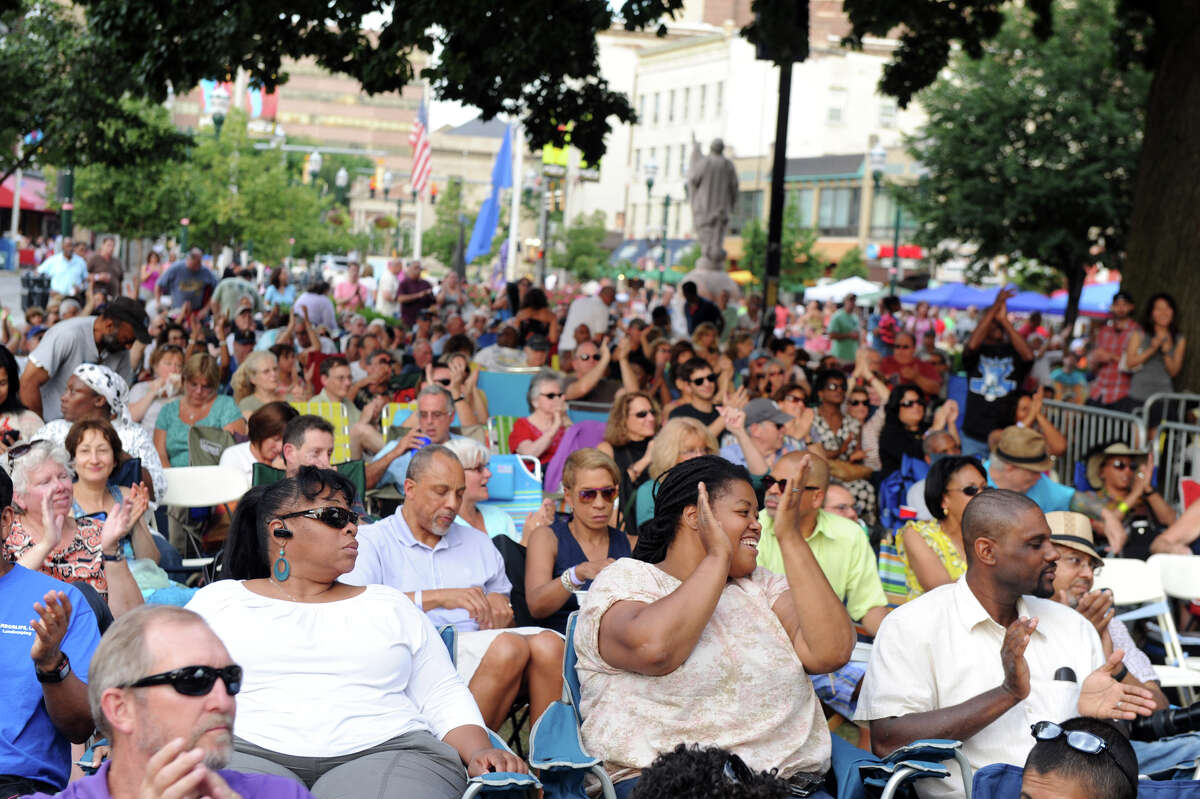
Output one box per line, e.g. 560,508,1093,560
560,296,611,352
218,441,258,483
186,581,484,757
376,269,401,317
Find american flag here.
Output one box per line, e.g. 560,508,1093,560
409,100,432,195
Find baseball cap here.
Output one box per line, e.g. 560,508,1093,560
744,398,793,427
103,297,152,344
526,334,550,352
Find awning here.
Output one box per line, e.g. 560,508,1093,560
0,175,47,212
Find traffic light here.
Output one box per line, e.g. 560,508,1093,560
430,184,439,205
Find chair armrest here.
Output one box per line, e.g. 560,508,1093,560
529,700,601,770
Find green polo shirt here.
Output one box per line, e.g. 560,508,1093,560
756,508,886,623
313,389,361,426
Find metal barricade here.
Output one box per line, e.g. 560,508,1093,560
1153,420,1200,510
1041,399,1145,486
1140,392,1200,428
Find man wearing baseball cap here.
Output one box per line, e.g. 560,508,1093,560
1087,289,1140,412
982,427,1128,554
718,398,797,472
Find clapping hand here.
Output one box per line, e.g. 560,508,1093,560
695,481,733,564
99,490,139,555
1000,616,1037,700
773,455,813,543
1079,650,1156,721
721,405,747,435
1073,589,1115,635
523,499,556,532
138,738,244,799
30,590,72,672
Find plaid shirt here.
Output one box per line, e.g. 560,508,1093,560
1089,320,1140,403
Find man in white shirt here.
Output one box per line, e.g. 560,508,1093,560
559,285,615,356
854,489,1155,798
345,446,564,732
375,258,402,317
37,238,88,297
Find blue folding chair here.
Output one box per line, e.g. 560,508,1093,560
974,761,1200,797
479,455,544,539
478,371,538,418
437,626,542,799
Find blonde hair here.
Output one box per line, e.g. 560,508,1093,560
603,392,659,447
182,352,221,391
231,351,277,402
562,448,620,490
647,417,718,480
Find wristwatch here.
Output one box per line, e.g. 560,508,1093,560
102,550,125,562
36,652,71,684
453,396,466,403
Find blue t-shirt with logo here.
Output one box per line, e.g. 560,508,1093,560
0,566,100,790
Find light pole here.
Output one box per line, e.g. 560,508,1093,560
870,143,902,296
335,167,350,206
210,85,231,139
658,195,672,290
271,123,286,168
308,150,323,190
644,159,658,231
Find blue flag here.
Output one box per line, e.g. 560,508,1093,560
466,125,513,263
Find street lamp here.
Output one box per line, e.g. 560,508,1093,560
308,150,323,188
209,85,231,139
644,159,658,230
870,143,902,296
335,166,350,206
659,195,672,290
382,170,394,199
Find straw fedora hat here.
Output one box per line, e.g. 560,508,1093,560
1085,442,1148,491
1045,510,1101,562
992,426,1055,473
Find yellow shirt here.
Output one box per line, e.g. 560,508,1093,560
895,518,968,601
757,509,887,623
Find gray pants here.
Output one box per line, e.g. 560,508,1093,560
231,731,467,799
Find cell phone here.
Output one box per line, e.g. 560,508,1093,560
1,429,20,446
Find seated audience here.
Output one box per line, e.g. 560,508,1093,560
4,440,142,618
563,338,623,403
774,383,816,449
0,345,43,446
822,481,860,522
190,467,525,798
373,385,469,488
155,353,246,468
960,288,1034,458
903,430,962,520
634,417,719,529
509,370,572,468
878,384,959,475
855,489,1155,797
668,357,735,438
314,356,388,460
442,437,518,541
896,456,985,601
1085,441,1177,559
220,401,299,482
231,350,280,418
0,466,99,797
473,325,527,370
24,605,315,798
810,369,876,525
525,449,630,635
1021,718,1137,799
345,447,564,731
575,455,854,797
717,399,795,473
598,392,660,539
631,744,796,799
1012,388,1067,457
126,344,183,436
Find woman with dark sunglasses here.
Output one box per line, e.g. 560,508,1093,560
599,392,661,540
895,456,986,601
187,467,525,798
509,370,572,467
878,384,960,475
810,369,877,526
525,448,630,634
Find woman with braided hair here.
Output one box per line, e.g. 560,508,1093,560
573,454,856,798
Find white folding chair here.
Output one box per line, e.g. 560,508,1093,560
1094,557,1200,703
1149,553,1200,659
162,466,251,576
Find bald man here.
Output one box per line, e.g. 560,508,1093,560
855,490,1155,799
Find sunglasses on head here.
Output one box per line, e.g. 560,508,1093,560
541,391,564,400
276,505,359,529
899,399,925,408
7,439,46,462
577,486,618,503
1030,721,1136,791
784,394,807,403
126,664,243,697
690,374,719,386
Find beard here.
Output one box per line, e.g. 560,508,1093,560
99,333,122,355
430,516,453,537
135,710,234,769
1030,566,1057,599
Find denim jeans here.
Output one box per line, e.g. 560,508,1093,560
1132,732,1200,779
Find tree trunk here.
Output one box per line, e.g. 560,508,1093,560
1122,1,1200,391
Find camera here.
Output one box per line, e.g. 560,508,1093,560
1130,701,1200,741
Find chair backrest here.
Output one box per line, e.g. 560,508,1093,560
1093,557,1167,607
478,371,537,418
970,763,1021,799
479,454,544,538
438,624,458,666
289,401,352,463
188,426,236,467
1149,553,1200,603
544,421,607,494
162,466,250,508
562,611,584,727
1180,478,1200,509
381,402,416,442
250,460,366,503
489,415,519,455
566,401,611,425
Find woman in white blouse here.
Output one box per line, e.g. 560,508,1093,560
186,467,526,798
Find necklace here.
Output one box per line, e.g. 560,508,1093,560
269,577,301,602
179,400,209,425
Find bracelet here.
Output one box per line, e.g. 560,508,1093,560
568,566,582,587
560,570,575,592
1116,501,1130,515
1114,665,1129,683
101,550,124,562
453,396,466,403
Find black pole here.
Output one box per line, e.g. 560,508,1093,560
760,63,792,346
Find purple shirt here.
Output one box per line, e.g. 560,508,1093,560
398,276,433,324
21,761,315,798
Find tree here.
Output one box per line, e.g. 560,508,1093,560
563,212,610,280
833,248,868,280
740,200,826,290
422,178,471,268
900,0,1150,333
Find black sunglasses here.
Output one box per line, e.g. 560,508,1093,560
1031,721,1136,792
822,382,846,392
690,374,719,386
761,474,821,493
277,506,359,529
899,399,925,408
7,439,46,462
631,409,654,419
435,378,452,386
847,399,869,407
541,391,564,400
576,352,597,361
127,664,243,697
949,484,983,497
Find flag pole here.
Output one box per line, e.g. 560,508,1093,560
506,122,522,282
414,189,424,261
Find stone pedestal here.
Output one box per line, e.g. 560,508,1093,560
683,255,742,301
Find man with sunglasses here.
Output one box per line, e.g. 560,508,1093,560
0,466,100,798
19,605,313,798
669,357,733,438
1021,717,1138,799
855,489,1154,799
562,339,621,403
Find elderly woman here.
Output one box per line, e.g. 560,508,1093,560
232,351,281,418
509,370,571,467
634,417,718,529
187,468,525,798
525,448,630,635
576,455,854,797
3,440,141,617
155,353,246,468
443,437,519,541
597,391,660,539
127,344,184,435
220,402,298,483
35,364,167,503
895,456,987,601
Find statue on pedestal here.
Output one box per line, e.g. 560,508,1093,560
684,136,741,299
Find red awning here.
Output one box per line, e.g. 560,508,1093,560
876,244,924,259
0,175,47,212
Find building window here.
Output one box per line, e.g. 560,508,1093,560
664,147,671,179
817,186,861,236
731,190,764,234
827,87,848,124
715,82,724,117
680,144,687,177
699,85,707,119
653,92,660,125
682,88,690,121
668,90,675,123
637,94,645,122
871,191,916,239
634,149,641,173
787,188,816,228
879,100,897,129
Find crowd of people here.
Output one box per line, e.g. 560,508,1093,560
3,237,1199,799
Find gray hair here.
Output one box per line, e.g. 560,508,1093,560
88,605,212,738
443,437,489,471
417,383,454,413
407,443,460,483
8,442,72,495
526,369,563,412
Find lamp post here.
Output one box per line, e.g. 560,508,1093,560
180,218,190,250
870,143,902,296
308,150,323,190
335,166,350,206
643,159,658,231
658,194,672,290
210,85,231,139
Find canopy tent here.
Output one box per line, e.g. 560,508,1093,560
901,281,1118,317
1047,281,1120,318
802,277,882,303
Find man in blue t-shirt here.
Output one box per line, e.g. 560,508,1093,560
156,248,218,317
0,465,100,796
982,426,1128,554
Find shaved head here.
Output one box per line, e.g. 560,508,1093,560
961,488,1041,562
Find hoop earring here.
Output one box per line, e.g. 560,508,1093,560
273,544,290,581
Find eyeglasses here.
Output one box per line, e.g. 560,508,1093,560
822,382,846,392
577,486,618,503
631,409,654,419
1059,553,1103,575
1030,721,1135,791
276,505,359,529
126,665,243,697
899,399,926,409
435,378,452,386
761,474,821,493
948,484,984,497
465,464,490,473
847,399,869,407
541,392,564,400
7,439,46,462
690,374,719,386
575,352,597,361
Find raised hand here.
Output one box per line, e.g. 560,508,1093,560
523,499,556,532
39,490,65,553
448,357,468,391
1079,650,1156,720
695,481,733,564
1000,616,1037,700
720,406,746,435
575,558,615,582
100,494,136,554
773,456,814,544
30,590,72,671
1075,589,1115,635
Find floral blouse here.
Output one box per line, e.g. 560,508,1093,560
811,413,862,462
896,518,968,601
4,516,108,597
